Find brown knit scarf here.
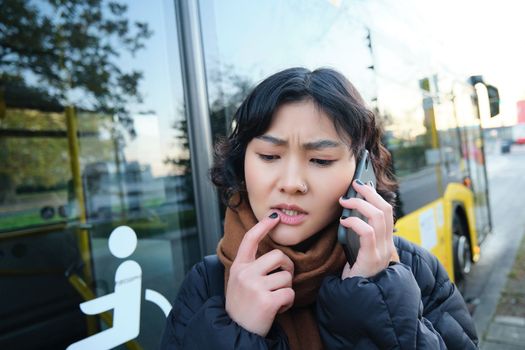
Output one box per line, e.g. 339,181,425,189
217,200,347,350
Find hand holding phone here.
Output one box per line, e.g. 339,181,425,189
337,150,377,266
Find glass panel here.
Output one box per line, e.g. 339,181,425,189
0,1,198,349
200,0,376,142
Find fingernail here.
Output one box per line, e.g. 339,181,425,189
355,179,364,185
269,212,278,219
341,195,349,200
340,215,348,220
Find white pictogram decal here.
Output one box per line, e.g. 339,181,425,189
67,226,172,350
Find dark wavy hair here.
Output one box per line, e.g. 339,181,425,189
210,67,397,209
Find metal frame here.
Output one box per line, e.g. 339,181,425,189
174,0,222,255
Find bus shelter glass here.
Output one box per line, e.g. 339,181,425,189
0,1,198,349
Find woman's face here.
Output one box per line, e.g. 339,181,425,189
244,100,356,246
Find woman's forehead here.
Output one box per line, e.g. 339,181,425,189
262,101,353,146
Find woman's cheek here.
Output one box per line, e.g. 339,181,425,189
315,180,346,220
318,170,351,199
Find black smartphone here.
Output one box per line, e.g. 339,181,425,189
337,149,377,265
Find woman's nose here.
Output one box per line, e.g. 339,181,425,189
279,182,307,194
277,159,308,194
278,171,308,195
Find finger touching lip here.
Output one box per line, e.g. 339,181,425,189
273,209,307,225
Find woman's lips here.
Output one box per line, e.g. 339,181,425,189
274,208,307,225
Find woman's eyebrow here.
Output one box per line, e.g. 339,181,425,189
303,139,342,150
256,135,287,146
256,135,342,150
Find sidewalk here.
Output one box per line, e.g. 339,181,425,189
480,230,525,349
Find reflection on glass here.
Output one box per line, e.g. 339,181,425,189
1,1,198,349
200,0,376,117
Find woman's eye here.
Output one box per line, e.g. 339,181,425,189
258,154,279,161
311,159,334,166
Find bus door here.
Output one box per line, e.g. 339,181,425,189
455,87,492,242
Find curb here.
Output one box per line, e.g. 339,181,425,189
480,231,525,349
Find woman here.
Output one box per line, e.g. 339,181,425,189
161,68,478,349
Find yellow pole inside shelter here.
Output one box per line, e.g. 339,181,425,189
65,105,97,334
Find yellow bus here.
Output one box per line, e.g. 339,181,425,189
387,75,499,284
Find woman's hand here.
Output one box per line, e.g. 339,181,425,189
225,213,295,337
339,180,399,279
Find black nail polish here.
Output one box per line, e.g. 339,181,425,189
355,179,364,185
340,215,348,220
269,212,278,219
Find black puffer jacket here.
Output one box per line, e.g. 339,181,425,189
161,236,478,349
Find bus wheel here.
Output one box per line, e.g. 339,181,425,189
453,215,472,283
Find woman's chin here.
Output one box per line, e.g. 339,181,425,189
269,226,315,247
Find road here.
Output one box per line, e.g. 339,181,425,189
463,144,525,341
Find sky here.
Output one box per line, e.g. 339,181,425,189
408,0,525,127
338,0,525,128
